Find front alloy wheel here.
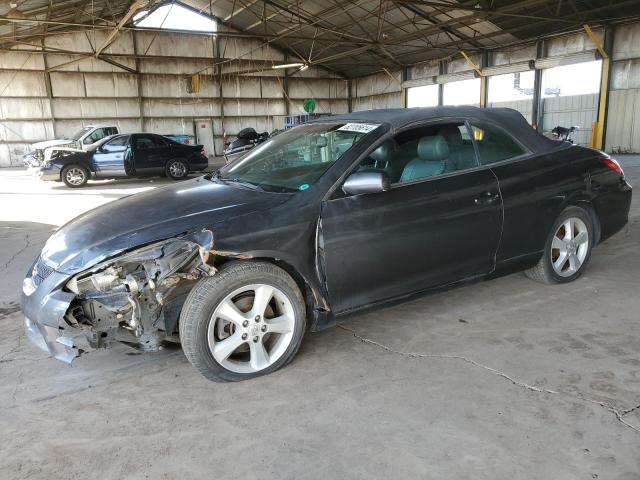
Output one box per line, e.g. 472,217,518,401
208,284,296,373
62,164,89,188
180,261,306,382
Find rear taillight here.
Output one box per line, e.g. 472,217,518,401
599,156,624,178
200,148,205,156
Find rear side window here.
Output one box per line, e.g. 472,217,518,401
469,122,526,165
152,135,168,147
134,136,158,150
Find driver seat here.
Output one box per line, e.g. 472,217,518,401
400,135,449,182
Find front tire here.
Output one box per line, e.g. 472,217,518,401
179,261,306,382
61,164,89,188
525,206,594,284
166,158,188,180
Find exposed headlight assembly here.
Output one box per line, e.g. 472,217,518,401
67,230,215,296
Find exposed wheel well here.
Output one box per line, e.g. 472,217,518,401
573,201,601,245
213,256,319,318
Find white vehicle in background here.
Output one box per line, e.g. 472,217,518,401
23,124,119,167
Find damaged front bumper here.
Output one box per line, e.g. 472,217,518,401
21,231,217,364
21,266,80,363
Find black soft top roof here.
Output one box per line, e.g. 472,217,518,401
314,106,562,153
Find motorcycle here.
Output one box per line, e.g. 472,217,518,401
223,128,272,163
551,125,579,143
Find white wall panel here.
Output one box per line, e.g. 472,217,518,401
0,51,45,70
260,78,285,99
143,98,221,117
51,98,140,118
135,31,214,58
605,89,640,153
53,119,141,137
0,71,47,97
0,98,51,119
0,120,54,142
84,73,139,97
612,23,640,61
352,92,402,111
352,71,401,97
222,99,286,116
546,30,603,57
50,72,86,97
141,74,219,98
222,77,261,98
138,58,214,75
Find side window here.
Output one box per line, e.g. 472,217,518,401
105,127,118,136
151,135,168,148
356,122,478,184
134,136,156,150
470,122,526,165
87,128,106,143
101,135,129,152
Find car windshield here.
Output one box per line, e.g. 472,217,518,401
68,127,92,141
214,122,378,192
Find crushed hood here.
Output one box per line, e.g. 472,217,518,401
41,177,291,274
31,139,77,150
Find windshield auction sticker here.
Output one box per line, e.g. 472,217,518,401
337,123,380,134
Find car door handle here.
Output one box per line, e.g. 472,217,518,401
116,154,122,159
474,191,500,205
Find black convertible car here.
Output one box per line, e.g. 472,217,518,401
35,133,208,187
21,107,631,382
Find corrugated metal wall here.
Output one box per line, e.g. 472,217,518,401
605,23,640,153
0,29,348,166
351,70,403,112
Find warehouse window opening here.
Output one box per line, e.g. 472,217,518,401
134,3,217,32
407,84,439,108
541,60,602,97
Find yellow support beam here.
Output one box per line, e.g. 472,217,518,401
594,57,610,150
480,76,487,108
583,24,608,59
460,50,482,77
583,24,610,150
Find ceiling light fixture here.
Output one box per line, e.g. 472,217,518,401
272,63,305,69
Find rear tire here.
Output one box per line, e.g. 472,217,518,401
525,206,594,284
61,164,89,188
166,158,188,180
179,261,306,382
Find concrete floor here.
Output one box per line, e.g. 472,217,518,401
1,159,639,480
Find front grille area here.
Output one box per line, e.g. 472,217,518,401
32,258,54,287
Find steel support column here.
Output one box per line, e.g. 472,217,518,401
531,40,544,131
479,50,488,108
588,25,614,150
438,60,445,106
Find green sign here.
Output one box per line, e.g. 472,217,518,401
303,98,316,114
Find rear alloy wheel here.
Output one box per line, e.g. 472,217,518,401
61,164,89,188
525,206,594,284
179,262,306,382
166,159,188,180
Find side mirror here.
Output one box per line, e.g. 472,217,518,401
342,171,390,196
83,137,93,145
